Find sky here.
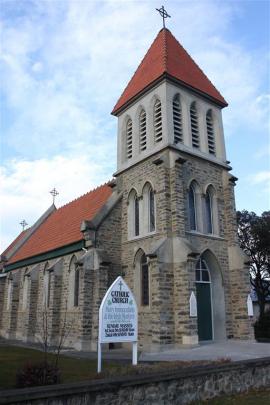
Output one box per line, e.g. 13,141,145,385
0,0,269,251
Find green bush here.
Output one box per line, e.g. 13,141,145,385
16,362,61,388
254,310,270,341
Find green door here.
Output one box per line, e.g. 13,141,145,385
196,283,213,341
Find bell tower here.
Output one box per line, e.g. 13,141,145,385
112,28,253,350
112,28,228,175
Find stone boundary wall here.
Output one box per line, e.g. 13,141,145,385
1,357,270,405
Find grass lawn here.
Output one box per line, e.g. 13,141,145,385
0,345,116,389
194,388,270,404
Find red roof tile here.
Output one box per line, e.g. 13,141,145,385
8,184,112,264
112,28,227,114
1,230,28,258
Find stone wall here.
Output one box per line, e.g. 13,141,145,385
1,357,269,405
116,145,253,349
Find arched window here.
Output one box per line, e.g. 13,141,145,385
205,189,213,234
7,279,13,310
74,268,80,307
190,102,199,148
126,119,133,159
206,110,215,155
188,184,197,231
134,194,140,236
69,256,80,308
139,109,147,151
196,258,210,282
173,94,183,143
141,254,149,306
149,187,155,232
142,183,156,234
43,263,51,308
154,99,162,143
22,274,29,310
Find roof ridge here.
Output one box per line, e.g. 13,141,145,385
57,181,112,210
111,30,162,114
167,30,225,102
162,28,168,71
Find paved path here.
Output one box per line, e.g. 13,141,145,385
140,340,270,362
1,337,269,363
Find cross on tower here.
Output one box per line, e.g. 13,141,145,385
50,188,59,204
20,220,28,231
156,5,171,29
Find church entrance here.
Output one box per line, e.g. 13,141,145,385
195,258,213,341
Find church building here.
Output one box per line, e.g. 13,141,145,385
0,27,253,351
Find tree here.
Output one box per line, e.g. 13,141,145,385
236,210,270,320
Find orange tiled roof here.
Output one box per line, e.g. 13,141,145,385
8,184,112,264
1,230,28,258
112,28,227,114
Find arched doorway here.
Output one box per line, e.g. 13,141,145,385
195,258,213,341
195,251,226,342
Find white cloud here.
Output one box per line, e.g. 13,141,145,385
0,0,269,249
250,171,270,185
0,154,114,251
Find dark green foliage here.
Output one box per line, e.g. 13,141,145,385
237,210,270,319
16,362,61,388
254,310,270,341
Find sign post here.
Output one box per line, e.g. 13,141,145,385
98,276,138,373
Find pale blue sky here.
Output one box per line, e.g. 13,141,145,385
0,0,269,251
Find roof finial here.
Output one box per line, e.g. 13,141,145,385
50,187,59,205
20,219,28,231
156,5,171,29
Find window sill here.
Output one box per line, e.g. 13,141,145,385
126,231,159,243
186,231,224,241
138,305,151,313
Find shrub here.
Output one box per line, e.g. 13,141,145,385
16,362,61,388
254,310,270,341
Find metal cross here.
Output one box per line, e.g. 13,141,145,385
50,187,59,204
20,220,28,231
118,280,123,291
156,5,171,28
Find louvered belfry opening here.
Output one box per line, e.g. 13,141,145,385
173,94,183,143
154,99,162,142
190,102,199,148
206,110,215,155
139,109,147,151
126,118,133,159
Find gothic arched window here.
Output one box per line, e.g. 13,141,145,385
188,183,197,231
149,187,155,232
173,94,183,143
7,279,13,310
139,109,147,151
142,182,156,234
154,99,162,142
69,256,80,308
190,102,199,148
206,110,215,155
74,268,80,307
196,258,210,282
126,118,133,159
205,188,213,234
141,254,149,306
43,263,51,308
22,273,29,311
134,194,140,236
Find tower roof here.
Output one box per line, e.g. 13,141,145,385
112,28,227,115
